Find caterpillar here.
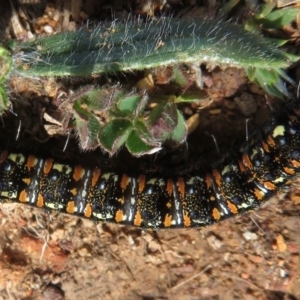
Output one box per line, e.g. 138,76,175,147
0,99,300,229
9,17,293,77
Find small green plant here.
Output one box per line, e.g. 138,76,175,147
243,2,299,98
60,86,188,156
245,2,299,32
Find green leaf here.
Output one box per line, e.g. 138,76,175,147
172,66,189,88
72,85,125,111
163,110,187,144
244,18,259,33
134,119,151,138
174,94,205,103
285,52,300,63
148,102,178,140
117,94,142,114
246,5,298,32
69,85,94,104
72,101,101,150
0,45,11,58
99,118,133,154
83,87,118,111
126,129,161,157
258,7,299,29
256,2,276,20
0,45,12,83
262,82,286,99
217,0,240,17
265,37,288,47
0,85,9,114
147,100,168,126
133,93,149,117
246,67,292,98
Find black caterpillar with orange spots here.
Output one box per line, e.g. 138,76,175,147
0,100,300,229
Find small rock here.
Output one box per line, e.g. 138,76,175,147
242,231,258,241
234,93,257,117
42,285,64,300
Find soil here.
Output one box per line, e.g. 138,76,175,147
0,1,300,299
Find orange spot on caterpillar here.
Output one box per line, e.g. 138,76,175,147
19,190,28,202
115,209,124,222
291,160,300,168
166,201,172,209
267,135,275,147
166,179,173,196
254,188,264,201
227,200,238,214
73,165,84,181
243,154,253,170
22,178,30,185
43,158,54,174
262,141,270,153
84,203,92,218
177,177,185,197
70,188,77,195
212,208,221,220
36,194,44,208
134,210,143,226
118,197,125,205
120,173,129,190
163,214,172,227
184,212,191,227
138,174,146,193
283,166,295,175
66,201,75,214
91,168,101,187
205,174,212,188
238,160,246,173
26,155,37,171
264,181,276,190
213,169,221,187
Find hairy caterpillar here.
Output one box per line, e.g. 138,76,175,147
10,17,293,77
0,99,300,229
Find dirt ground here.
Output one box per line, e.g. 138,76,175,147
1,1,300,299
0,188,299,300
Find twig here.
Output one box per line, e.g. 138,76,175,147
171,264,214,291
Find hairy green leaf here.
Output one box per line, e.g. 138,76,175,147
99,119,133,154
73,101,101,150
126,129,161,157
162,110,187,144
